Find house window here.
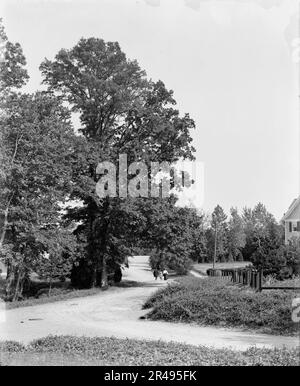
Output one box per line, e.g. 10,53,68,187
290,222,300,232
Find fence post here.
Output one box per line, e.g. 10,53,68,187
228,268,262,291
248,270,251,286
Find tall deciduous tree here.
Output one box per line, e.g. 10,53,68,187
0,91,78,300
0,20,29,252
140,197,198,274
40,38,196,287
0,19,29,93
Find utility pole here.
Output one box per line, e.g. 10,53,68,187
213,222,217,269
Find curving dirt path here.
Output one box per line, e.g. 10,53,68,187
0,256,298,351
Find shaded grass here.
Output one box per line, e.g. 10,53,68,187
1,278,142,310
0,335,299,366
143,277,300,335
5,287,104,309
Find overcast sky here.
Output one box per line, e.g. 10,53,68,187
1,0,299,219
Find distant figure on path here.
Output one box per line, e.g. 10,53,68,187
153,268,159,280
162,269,169,281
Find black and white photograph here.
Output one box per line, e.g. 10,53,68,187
0,0,300,370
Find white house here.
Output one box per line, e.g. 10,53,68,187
282,197,300,244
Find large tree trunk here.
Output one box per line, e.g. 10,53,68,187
5,258,16,300
0,194,13,251
91,264,98,288
0,207,9,251
73,199,110,289
97,202,109,288
48,278,52,297
5,254,26,301
12,269,22,302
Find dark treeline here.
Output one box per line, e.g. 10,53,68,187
147,202,300,280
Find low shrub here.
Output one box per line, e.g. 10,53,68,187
0,341,25,353
143,282,183,309
144,277,299,335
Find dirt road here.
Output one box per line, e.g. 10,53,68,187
0,256,298,350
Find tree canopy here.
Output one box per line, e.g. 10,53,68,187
40,37,196,287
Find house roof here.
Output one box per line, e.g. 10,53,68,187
282,196,300,221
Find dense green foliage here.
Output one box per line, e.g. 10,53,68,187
193,203,299,280
40,37,196,288
0,19,28,92
0,91,79,300
0,335,298,366
136,198,203,274
0,20,197,295
143,277,299,335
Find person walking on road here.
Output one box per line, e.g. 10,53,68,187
153,268,159,280
162,269,169,281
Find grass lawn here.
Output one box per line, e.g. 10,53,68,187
143,277,300,335
0,335,298,366
193,261,251,275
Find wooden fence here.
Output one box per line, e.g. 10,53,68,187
207,267,262,291
207,267,300,292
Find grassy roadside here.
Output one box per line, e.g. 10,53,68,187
1,280,141,310
143,277,300,336
4,288,104,310
0,335,299,366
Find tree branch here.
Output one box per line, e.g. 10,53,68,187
10,133,23,167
